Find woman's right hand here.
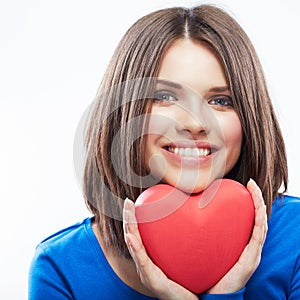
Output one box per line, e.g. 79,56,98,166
206,179,268,294
123,198,198,300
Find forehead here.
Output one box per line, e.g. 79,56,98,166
157,39,227,95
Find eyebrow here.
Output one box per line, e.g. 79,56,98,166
208,86,231,93
155,80,231,94
156,79,183,90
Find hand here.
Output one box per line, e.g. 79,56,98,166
206,178,268,294
123,198,198,300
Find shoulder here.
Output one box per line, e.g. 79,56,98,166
272,194,300,217
268,194,300,242
246,194,300,297
35,217,94,258
29,218,98,293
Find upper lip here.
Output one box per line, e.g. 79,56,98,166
163,140,219,152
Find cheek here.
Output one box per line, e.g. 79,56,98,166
147,114,169,136
144,113,169,169
145,108,178,148
222,114,243,158
147,105,177,135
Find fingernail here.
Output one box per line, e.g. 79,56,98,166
249,178,256,185
124,222,128,234
124,197,133,205
124,197,129,208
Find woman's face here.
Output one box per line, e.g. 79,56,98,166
144,39,243,193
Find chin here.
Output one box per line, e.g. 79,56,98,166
170,182,210,195
159,174,216,194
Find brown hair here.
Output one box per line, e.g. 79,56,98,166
83,5,288,257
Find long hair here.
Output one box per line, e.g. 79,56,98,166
83,5,288,257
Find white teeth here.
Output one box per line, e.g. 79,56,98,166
192,148,198,156
185,148,192,156
178,148,185,156
168,147,211,157
199,148,210,156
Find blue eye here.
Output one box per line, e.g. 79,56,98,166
209,96,233,108
153,91,178,102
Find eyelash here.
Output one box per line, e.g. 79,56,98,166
208,96,233,108
153,91,178,103
153,91,234,109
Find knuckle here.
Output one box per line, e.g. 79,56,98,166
138,256,149,269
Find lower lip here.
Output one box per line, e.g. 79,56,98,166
162,148,216,167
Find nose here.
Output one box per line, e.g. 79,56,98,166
174,102,209,137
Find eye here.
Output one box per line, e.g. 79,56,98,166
153,90,178,103
208,96,233,108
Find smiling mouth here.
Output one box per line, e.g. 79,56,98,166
166,146,212,157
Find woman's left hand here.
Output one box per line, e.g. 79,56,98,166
123,198,198,300
206,178,268,294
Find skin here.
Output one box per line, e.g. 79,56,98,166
144,39,243,193
122,39,268,298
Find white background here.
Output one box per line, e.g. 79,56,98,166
1,0,299,299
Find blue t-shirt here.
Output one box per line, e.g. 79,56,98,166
29,195,300,299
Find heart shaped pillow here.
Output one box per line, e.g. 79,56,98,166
135,179,254,293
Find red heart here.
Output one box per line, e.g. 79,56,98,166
135,179,254,293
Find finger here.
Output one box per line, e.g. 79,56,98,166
238,204,267,272
125,232,154,272
247,196,268,258
237,182,268,265
250,205,267,248
123,199,155,274
246,179,268,237
123,198,143,245
247,179,265,210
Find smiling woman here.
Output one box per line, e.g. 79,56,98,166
145,39,243,193
28,4,300,300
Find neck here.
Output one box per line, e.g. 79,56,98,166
92,221,156,297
